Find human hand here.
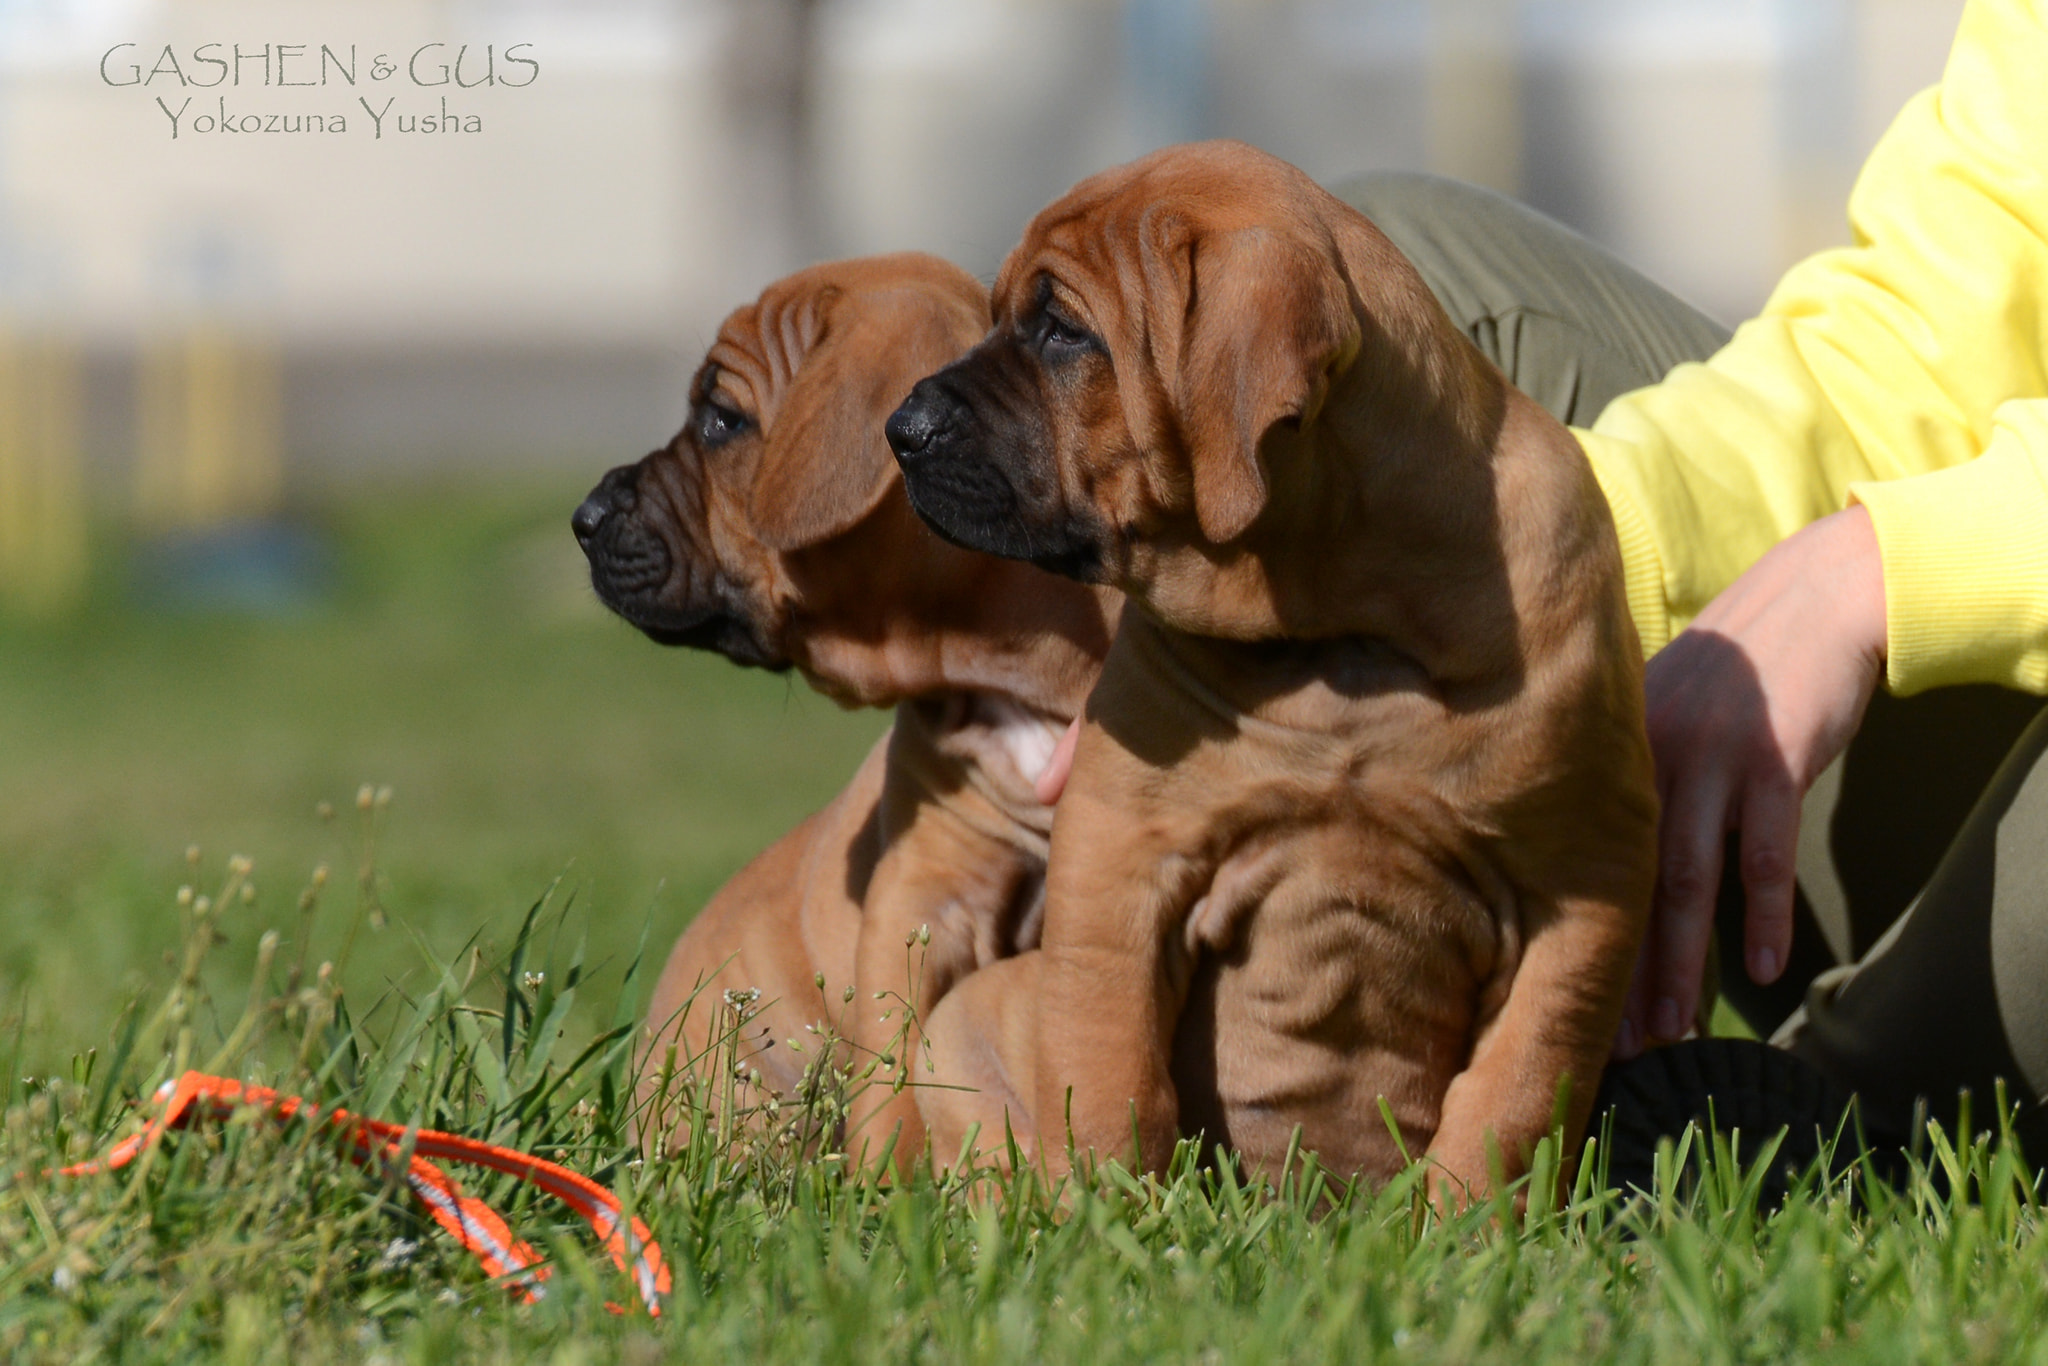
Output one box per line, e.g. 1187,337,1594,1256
1615,504,1887,1058
1034,716,1082,805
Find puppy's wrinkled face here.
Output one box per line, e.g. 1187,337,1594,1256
885,271,1129,584
574,254,987,679
575,364,780,667
887,142,1368,616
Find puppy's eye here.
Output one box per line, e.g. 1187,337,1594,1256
1038,309,1097,358
696,400,751,448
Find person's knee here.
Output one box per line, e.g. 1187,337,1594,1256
1326,169,1490,227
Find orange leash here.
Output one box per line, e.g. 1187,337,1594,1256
57,1071,670,1315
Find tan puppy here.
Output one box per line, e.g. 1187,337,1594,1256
572,254,1119,1154
885,143,1658,1198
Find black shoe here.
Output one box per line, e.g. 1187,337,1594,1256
1591,1037,1901,1205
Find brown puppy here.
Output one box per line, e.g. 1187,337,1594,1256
885,143,1658,1199
573,254,1119,1155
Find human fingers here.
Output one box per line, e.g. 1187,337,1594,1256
1648,771,1733,1043
1612,935,1654,1060
1735,762,1801,985
1034,716,1083,805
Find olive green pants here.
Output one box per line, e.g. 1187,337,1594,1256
1332,171,2048,1143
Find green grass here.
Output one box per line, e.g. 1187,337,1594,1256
7,872,2048,1365
4,480,2048,1363
0,478,886,1068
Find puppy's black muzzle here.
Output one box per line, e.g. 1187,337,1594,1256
572,460,788,671
882,390,945,465
887,376,1104,582
887,379,1018,541
575,463,673,604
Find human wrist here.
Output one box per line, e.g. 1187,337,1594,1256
1829,504,1888,674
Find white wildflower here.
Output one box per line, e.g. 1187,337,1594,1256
375,1237,418,1271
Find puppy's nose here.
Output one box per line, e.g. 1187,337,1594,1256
571,495,609,544
572,464,640,546
885,391,942,462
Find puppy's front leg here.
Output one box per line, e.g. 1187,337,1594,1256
1028,725,1195,1176
1426,885,1645,1205
918,951,1041,1158
848,812,1036,1165
917,759,1188,1173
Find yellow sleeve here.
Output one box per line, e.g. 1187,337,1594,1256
1573,0,2048,693
1851,402,2048,692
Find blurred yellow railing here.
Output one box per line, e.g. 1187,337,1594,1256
0,326,87,617
135,328,282,532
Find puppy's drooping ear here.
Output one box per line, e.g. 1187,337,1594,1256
1143,220,1364,545
749,287,978,551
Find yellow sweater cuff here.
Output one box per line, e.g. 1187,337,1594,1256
1577,430,1672,659
1850,411,2048,695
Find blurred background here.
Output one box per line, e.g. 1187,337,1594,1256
0,0,1967,1061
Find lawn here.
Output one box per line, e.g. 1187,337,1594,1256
2,479,2045,1364
0,478,887,1068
